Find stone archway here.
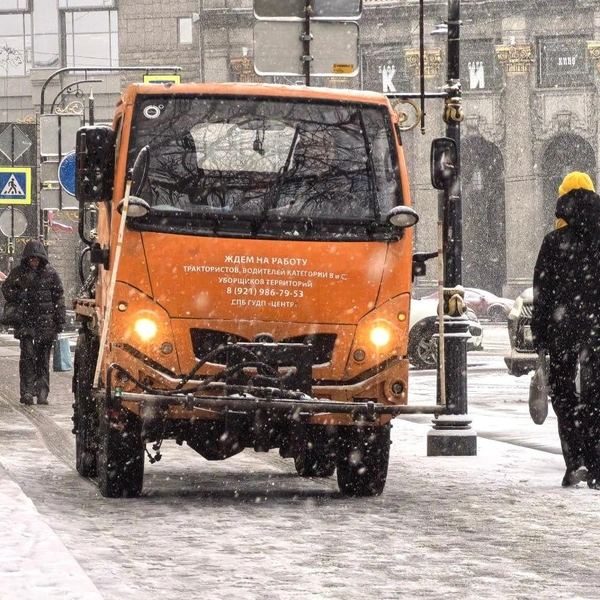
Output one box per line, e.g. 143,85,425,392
542,133,596,234
461,136,506,296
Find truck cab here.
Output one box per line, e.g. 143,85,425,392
72,82,432,498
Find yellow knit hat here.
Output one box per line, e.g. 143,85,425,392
558,171,595,197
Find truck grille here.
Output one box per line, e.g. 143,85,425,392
190,329,337,366
516,318,533,351
520,303,533,318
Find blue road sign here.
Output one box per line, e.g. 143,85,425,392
0,167,32,205
58,151,77,197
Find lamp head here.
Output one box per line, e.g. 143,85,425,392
386,206,419,229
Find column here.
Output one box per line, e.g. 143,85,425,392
402,46,444,292
588,40,600,188
494,41,537,298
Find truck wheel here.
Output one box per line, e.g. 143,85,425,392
294,444,335,478
74,333,98,477
97,403,144,498
336,424,391,497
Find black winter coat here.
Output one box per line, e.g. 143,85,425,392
531,188,600,353
1,240,66,341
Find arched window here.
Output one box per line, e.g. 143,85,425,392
461,136,506,295
542,133,596,234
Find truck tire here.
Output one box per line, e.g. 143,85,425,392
294,445,336,478
74,333,99,477
336,424,391,497
97,401,145,498
291,425,336,477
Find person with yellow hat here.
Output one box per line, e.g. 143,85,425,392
555,171,596,228
531,171,600,489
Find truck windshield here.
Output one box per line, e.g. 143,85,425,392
127,94,402,238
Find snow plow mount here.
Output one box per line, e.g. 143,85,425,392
99,389,447,418
96,362,447,419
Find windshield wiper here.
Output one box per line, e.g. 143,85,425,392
261,125,301,217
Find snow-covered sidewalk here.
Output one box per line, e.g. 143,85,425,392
0,461,102,599
0,333,101,599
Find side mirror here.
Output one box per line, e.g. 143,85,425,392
386,206,419,229
430,137,457,190
116,196,150,218
75,126,115,202
412,251,438,280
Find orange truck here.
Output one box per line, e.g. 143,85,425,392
72,82,447,498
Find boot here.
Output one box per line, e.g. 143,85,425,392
37,390,49,405
587,476,600,490
561,466,589,487
20,394,34,406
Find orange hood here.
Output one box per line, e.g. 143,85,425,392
131,233,390,325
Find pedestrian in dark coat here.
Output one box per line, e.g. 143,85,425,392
1,240,66,405
531,171,600,489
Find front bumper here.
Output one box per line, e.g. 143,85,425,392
504,350,537,377
506,313,536,376
467,323,484,351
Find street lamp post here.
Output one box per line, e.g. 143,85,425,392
427,0,477,456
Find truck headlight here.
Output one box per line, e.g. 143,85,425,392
134,317,158,341
370,324,391,348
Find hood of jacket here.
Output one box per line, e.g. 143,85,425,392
21,239,48,266
555,188,600,235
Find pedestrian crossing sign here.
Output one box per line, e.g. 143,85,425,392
0,167,32,205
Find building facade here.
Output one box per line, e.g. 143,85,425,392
1,0,600,299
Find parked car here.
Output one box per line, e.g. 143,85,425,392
504,287,537,376
64,308,77,332
421,287,514,322
409,298,484,370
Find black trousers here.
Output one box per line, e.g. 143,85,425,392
19,335,54,400
548,345,600,477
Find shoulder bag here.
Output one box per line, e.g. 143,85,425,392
0,301,23,327
529,351,549,425
53,336,73,372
